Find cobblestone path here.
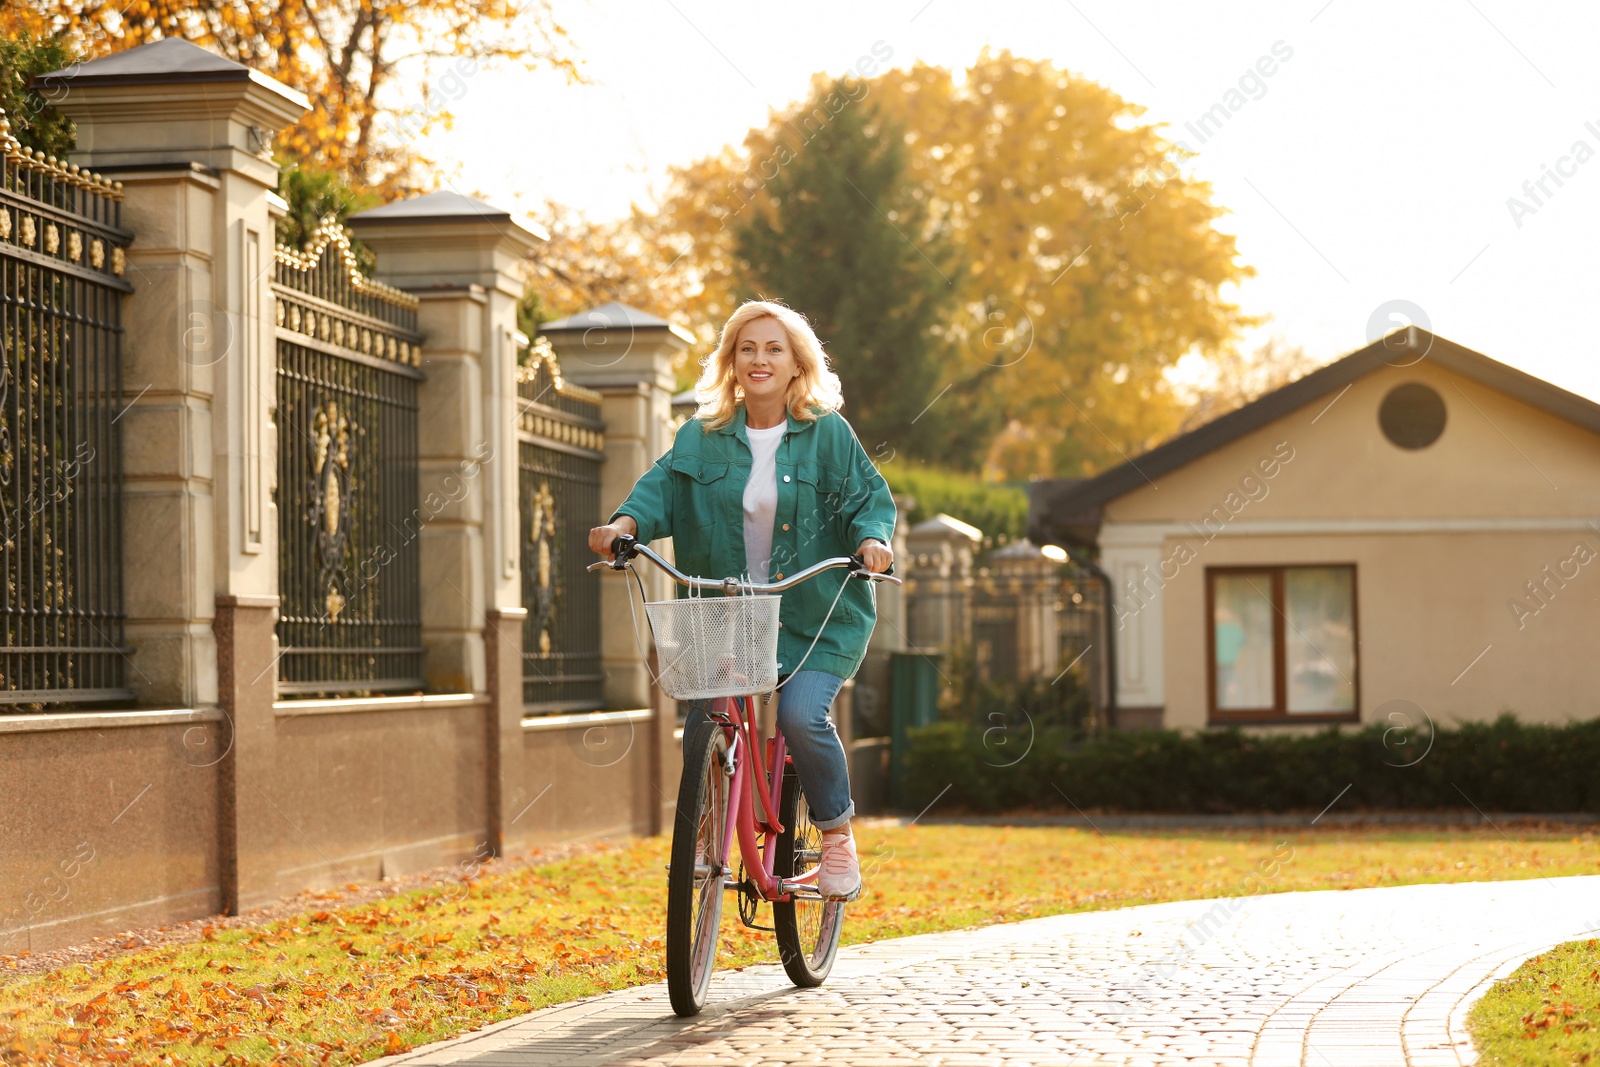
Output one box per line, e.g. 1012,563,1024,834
377,875,1600,1066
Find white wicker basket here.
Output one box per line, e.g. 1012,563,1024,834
645,593,781,701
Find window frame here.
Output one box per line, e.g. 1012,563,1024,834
1204,564,1360,725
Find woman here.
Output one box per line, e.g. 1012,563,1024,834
588,299,896,901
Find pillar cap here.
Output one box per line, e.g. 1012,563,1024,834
989,537,1044,560
540,302,695,346
345,191,547,293
908,513,983,542
348,190,547,247
32,37,310,111
32,38,309,183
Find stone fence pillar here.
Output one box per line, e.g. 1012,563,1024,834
541,303,691,710
346,191,544,856
904,513,982,651
47,37,308,709
867,492,913,655
988,538,1061,679
45,38,309,913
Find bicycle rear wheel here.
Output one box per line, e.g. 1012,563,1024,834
666,718,730,1017
772,762,846,987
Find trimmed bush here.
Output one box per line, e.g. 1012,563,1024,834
901,715,1600,814
878,463,1028,543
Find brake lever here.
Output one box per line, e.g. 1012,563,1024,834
847,552,902,585
587,533,638,571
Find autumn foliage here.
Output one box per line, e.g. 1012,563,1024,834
0,0,577,198
604,50,1257,477
1470,939,1600,1066
3,826,1598,1064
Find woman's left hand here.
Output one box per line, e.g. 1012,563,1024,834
856,538,894,573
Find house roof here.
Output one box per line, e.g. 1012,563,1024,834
1027,328,1600,549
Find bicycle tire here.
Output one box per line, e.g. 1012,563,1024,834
666,718,730,1017
772,762,846,987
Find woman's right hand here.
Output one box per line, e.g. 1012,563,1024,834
588,515,639,558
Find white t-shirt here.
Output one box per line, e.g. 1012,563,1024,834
742,422,786,583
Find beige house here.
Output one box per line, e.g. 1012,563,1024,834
1029,330,1600,732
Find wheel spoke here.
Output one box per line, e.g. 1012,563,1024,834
690,750,725,990
789,795,829,961
773,760,845,989
668,724,731,1017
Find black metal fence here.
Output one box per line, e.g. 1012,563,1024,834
518,338,604,711
0,125,133,706
905,550,1106,716
273,222,425,695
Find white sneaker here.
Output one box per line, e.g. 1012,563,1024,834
817,828,862,901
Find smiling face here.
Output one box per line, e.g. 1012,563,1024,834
733,316,800,406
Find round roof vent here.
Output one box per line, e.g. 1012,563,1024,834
1378,382,1447,450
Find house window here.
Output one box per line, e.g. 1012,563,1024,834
1207,566,1358,722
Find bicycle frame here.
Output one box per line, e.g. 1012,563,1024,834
708,693,818,903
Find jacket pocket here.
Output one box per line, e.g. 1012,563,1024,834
671,455,730,483
670,455,729,532
796,462,855,550
790,466,828,552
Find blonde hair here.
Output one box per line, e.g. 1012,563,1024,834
693,300,844,431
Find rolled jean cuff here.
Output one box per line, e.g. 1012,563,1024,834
810,799,856,832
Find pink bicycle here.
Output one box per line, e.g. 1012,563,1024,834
588,533,901,1016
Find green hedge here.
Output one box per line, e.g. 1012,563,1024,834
901,716,1600,814
877,463,1028,543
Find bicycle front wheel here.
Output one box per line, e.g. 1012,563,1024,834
772,763,846,987
666,718,730,1017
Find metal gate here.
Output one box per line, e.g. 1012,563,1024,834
904,544,1107,722
0,127,133,706
518,337,604,712
273,221,425,695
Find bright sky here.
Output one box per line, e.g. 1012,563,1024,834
426,0,1600,400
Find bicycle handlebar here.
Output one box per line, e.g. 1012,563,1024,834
586,533,903,592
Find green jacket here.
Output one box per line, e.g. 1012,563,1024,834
610,402,897,680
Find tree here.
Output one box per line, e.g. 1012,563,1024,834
730,79,968,465
873,52,1256,477
637,51,1256,478
0,31,77,157
2,0,579,196
1176,337,1323,431
274,156,383,256
511,199,710,386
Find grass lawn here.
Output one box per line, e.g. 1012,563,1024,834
2,821,1597,1065
1469,938,1600,1066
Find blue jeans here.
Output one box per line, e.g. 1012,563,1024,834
682,669,855,831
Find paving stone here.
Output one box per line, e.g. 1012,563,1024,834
377,875,1599,1066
